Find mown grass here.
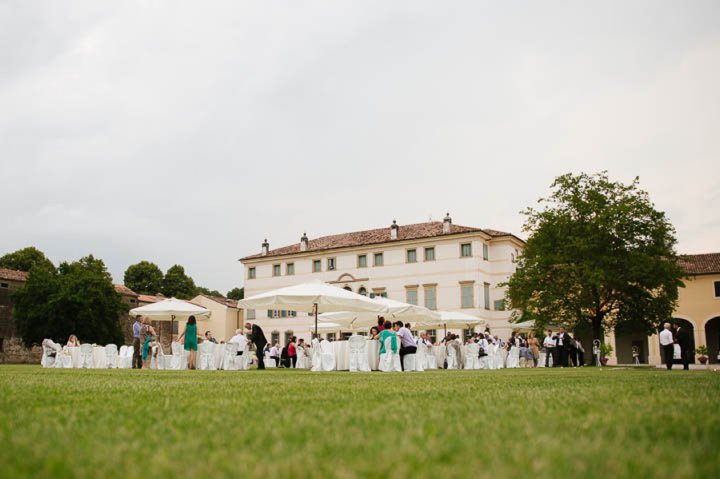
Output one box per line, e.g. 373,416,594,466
0,366,718,479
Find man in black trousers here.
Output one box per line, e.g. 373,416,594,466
659,323,675,370
245,322,267,370
675,323,692,370
555,326,572,367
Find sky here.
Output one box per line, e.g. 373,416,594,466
1,0,719,293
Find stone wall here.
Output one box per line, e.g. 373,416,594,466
0,337,41,364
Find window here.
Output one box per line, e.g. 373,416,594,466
427,329,437,343
0,282,8,289
172,322,178,334
371,289,387,299
271,331,280,346
461,284,474,308
406,289,418,306
326,333,336,342
407,249,417,263
483,244,489,261
247,309,256,320
424,285,437,310
461,243,472,257
327,258,336,271
357,254,367,268
313,259,321,273
272,264,281,277
494,299,506,311
284,330,294,345
373,252,384,266
715,281,720,298
248,267,256,279
424,247,435,261
483,283,491,310
463,329,473,342
358,287,367,296
129,299,137,304
286,263,295,275
268,310,296,318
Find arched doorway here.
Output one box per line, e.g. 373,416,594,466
343,286,352,292
358,287,367,296
705,317,720,364
614,320,649,364
672,318,695,364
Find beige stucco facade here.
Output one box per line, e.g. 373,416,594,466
241,225,524,345
607,272,720,365
173,295,243,343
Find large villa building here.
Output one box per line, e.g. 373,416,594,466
240,215,525,346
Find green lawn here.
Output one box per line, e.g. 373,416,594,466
0,366,718,479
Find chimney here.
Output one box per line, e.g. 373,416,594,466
443,212,452,233
261,239,269,256
390,220,399,240
300,232,308,252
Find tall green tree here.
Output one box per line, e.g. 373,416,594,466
13,255,126,346
226,287,244,300
0,246,54,272
161,265,196,299
506,172,684,343
123,261,164,295
196,286,223,298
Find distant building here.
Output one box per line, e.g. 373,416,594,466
174,295,243,343
240,216,525,345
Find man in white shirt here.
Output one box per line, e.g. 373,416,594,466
659,323,675,370
269,343,280,367
543,330,556,367
229,329,248,357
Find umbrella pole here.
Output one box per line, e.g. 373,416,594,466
314,303,318,338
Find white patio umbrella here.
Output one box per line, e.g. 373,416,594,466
318,297,440,331
237,281,388,336
130,297,211,344
309,322,348,334
415,310,487,336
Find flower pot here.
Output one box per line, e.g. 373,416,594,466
698,356,708,365
600,357,609,366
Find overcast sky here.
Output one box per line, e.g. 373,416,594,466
1,1,719,293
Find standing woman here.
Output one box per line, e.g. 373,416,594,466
288,336,298,368
177,315,198,369
528,332,540,368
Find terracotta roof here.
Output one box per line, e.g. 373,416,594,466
137,294,165,303
0,268,29,282
113,284,138,297
241,221,521,261
199,295,239,309
678,253,720,275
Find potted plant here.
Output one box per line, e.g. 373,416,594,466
599,343,613,366
695,345,709,365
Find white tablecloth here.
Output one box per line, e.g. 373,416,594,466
331,339,380,371
67,347,107,368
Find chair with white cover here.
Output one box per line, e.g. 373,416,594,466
296,346,308,369
198,342,216,370
348,335,370,372
319,339,336,372
264,350,275,368
223,342,239,370
465,343,480,370
79,343,94,368
403,350,417,372
41,339,58,368
155,343,172,370
507,347,520,368
379,337,401,372
105,344,119,368
169,342,186,370
423,344,437,369
414,347,425,372
311,338,322,372
446,344,458,370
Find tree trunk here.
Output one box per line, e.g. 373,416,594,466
592,315,604,344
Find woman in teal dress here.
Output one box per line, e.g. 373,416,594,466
177,315,198,369
141,333,154,369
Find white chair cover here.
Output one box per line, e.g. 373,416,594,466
403,352,417,372
105,344,119,368
379,337,401,372
320,339,336,371
239,344,251,370
223,342,239,370
264,351,276,368
507,347,520,368
348,335,370,372
198,342,216,370
465,343,480,370
169,342,186,370
446,344,458,370
311,338,322,372
422,344,437,369
296,346,308,369
79,343,94,368
41,339,57,368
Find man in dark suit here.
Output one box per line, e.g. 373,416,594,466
675,324,692,371
555,326,572,367
245,322,267,370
